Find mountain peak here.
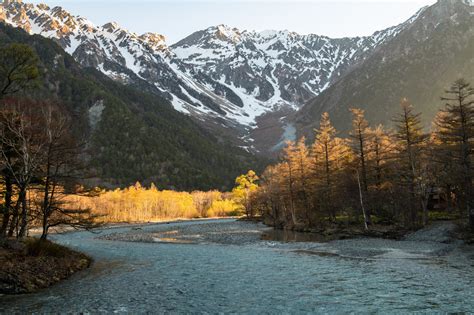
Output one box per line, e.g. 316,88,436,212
435,0,474,8
424,0,474,24
139,32,168,51
214,24,241,42
257,29,299,40
102,21,120,32
2,0,23,5
37,3,50,11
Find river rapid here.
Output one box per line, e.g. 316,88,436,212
1,219,473,314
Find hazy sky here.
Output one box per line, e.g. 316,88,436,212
29,0,437,44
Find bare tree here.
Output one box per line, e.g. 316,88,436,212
0,99,46,237
0,44,39,239
37,103,98,239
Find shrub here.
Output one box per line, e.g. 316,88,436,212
207,199,242,217
23,238,70,258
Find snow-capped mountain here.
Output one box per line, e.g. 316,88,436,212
171,19,419,114
0,0,425,145
0,0,250,127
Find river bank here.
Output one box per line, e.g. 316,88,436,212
0,238,91,295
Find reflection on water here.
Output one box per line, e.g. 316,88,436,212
261,229,324,243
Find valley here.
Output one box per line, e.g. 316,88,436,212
1,1,474,313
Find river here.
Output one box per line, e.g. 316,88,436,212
1,219,473,313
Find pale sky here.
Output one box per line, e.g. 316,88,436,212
29,0,437,45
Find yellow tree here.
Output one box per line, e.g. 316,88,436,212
289,137,313,226
281,141,298,227
366,124,397,220
259,164,284,227
232,170,259,218
367,125,391,187
311,112,349,221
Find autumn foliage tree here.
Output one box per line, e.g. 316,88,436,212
254,79,474,233
232,170,259,218
311,112,349,221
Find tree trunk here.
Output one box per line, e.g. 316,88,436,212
0,175,13,237
18,188,28,238
469,209,474,231
356,170,369,231
409,181,417,227
287,162,297,228
421,194,428,227
358,133,372,225
40,224,49,240
41,178,51,240
7,198,21,237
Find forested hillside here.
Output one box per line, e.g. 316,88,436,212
0,23,262,191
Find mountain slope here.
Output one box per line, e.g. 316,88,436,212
296,0,474,135
0,0,426,151
0,22,263,191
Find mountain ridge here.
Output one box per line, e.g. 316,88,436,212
0,0,428,151
2,0,469,153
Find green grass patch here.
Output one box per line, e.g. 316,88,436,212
428,211,460,221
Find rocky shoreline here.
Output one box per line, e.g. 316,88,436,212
98,218,463,248
99,220,267,245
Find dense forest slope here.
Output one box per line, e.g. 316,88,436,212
296,0,474,135
0,23,262,191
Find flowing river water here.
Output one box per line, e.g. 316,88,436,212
1,219,473,313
